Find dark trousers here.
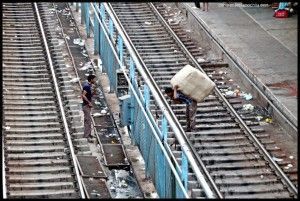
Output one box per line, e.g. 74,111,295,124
195,1,201,8
83,104,92,138
186,100,197,131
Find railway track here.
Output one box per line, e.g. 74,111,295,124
109,2,297,198
2,3,85,198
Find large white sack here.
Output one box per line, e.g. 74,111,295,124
170,64,215,102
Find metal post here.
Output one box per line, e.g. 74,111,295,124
100,3,105,23
118,34,123,65
93,3,99,55
85,3,90,37
129,57,136,144
143,84,150,108
181,152,188,190
109,18,114,40
76,2,79,12
162,116,168,141
80,3,84,24
160,116,168,197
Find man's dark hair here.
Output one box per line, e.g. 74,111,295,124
87,74,96,82
165,87,173,94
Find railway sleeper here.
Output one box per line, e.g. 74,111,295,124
6,158,70,167
5,121,60,127
200,154,263,164
219,183,286,195
6,152,68,160
6,139,65,146
3,79,52,84
3,89,53,96
4,133,64,140
196,147,256,155
6,145,67,153
7,189,78,199
7,166,71,174
4,127,62,133
3,109,58,116
210,168,275,178
205,161,267,171
193,141,252,149
215,175,280,186
4,116,58,123
224,191,291,199
8,181,75,191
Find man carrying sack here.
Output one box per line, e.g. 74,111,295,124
165,64,216,132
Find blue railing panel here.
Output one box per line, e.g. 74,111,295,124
80,3,191,198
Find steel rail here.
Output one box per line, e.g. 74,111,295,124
33,3,85,198
105,3,215,198
150,2,298,196
90,3,189,197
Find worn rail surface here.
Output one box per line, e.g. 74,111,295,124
109,2,297,199
2,3,85,198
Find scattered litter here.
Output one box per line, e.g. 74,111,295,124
4,88,8,92
64,34,70,40
3,126,10,130
94,100,101,105
233,89,241,96
101,109,107,114
242,104,254,111
243,93,253,100
144,21,152,25
73,38,80,45
228,79,233,82
225,90,235,96
110,186,116,192
272,157,283,162
73,38,85,46
218,71,224,74
58,39,65,46
119,180,128,188
186,29,191,32
289,156,294,159
284,164,293,169
81,51,88,57
255,116,263,121
110,153,114,157
197,58,206,63
92,113,102,117
79,62,92,71
174,50,177,53
265,118,273,123
70,77,80,83
260,175,264,179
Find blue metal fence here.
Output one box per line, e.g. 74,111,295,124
75,2,214,198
